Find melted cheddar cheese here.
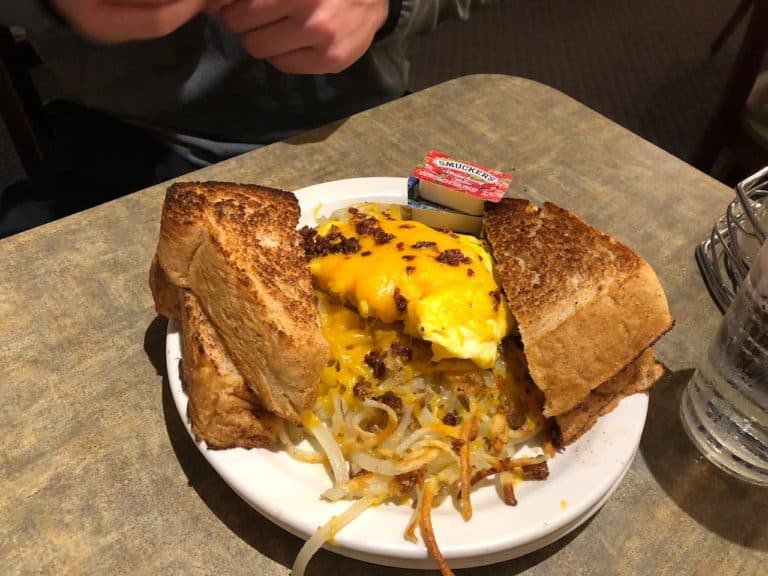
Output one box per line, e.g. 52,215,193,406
309,205,511,368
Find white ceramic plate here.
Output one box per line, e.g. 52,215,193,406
166,177,649,570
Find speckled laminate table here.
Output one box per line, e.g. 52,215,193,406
1,75,766,575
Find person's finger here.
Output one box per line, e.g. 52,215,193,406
239,18,320,60
106,0,180,5
205,0,236,13
216,0,288,34
74,0,206,42
268,45,353,75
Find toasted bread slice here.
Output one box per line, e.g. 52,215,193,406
149,256,182,319
555,348,664,444
152,181,329,422
484,198,673,417
180,290,280,449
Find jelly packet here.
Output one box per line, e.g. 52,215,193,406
408,151,512,216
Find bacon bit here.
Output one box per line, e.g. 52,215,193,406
395,470,421,495
399,223,415,229
393,287,408,313
354,216,378,236
354,215,395,244
374,230,395,245
390,341,413,361
401,255,415,261
360,250,372,256
373,390,403,411
436,249,471,266
489,289,502,311
300,225,360,258
396,241,405,251
405,265,416,276
441,412,458,426
364,351,386,379
521,462,550,481
441,228,459,239
420,478,456,576
411,241,437,249
298,226,317,260
467,268,475,277
451,438,464,453
353,379,372,398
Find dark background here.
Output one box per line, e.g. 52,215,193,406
0,0,745,189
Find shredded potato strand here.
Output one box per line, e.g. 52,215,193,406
380,404,413,450
409,439,461,465
292,494,383,576
363,398,399,443
499,471,518,506
351,447,440,476
404,500,421,543
420,478,456,576
395,427,444,455
458,416,476,522
330,389,345,435
507,421,538,441
277,424,326,464
470,455,548,486
305,419,349,486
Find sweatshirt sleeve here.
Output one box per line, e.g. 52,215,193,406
388,0,495,38
374,0,404,41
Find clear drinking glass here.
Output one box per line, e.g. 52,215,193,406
680,239,768,485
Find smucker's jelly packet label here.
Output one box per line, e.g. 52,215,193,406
409,151,512,216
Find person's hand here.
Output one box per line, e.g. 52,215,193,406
206,0,389,74
52,0,206,44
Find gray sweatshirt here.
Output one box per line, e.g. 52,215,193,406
2,1,484,166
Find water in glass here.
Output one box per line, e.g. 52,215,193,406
681,241,768,485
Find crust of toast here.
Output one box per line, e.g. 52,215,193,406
149,257,182,319
555,348,664,445
152,181,329,422
180,290,280,449
484,198,673,417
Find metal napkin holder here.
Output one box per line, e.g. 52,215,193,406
696,167,768,313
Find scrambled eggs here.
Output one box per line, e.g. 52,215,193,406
304,205,511,368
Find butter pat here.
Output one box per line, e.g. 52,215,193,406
403,198,483,236
410,151,512,216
